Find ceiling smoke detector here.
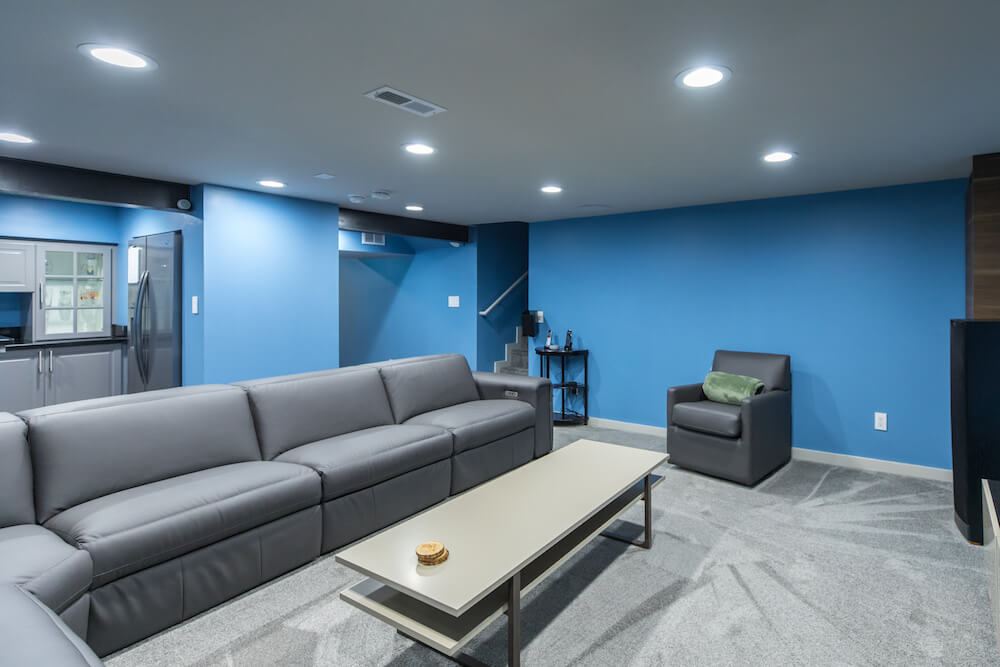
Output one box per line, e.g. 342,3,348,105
364,86,446,117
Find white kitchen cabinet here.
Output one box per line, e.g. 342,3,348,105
0,240,36,292
34,242,114,341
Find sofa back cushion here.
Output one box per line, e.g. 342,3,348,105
20,385,262,523
712,350,791,391
0,413,33,527
377,354,480,423
238,367,395,460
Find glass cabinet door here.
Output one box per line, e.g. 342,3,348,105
36,244,112,339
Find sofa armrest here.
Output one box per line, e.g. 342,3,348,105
472,372,553,458
0,585,102,666
667,383,704,426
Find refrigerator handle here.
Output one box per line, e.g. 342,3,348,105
134,270,150,385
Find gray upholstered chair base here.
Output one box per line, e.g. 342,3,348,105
667,351,792,486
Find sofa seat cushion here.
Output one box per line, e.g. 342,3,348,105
672,400,742,438
43,461,320,588
405,399,535,454
276,424,452,501
0,525,92,613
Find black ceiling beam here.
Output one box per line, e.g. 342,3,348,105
0,157,192,212
339,207,469,243
972,153,1000,179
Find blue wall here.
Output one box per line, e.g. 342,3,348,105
339,235,477,367
0,293,28,327
476,222,528,372
0,193,121,245
529,180,966,469
200,185,340,384
118,207,205,385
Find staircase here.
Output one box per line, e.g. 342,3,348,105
494,326,530,375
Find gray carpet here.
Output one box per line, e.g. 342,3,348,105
108,425,997,666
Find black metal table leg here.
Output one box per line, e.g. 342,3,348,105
560,355,566,421
601,474,653,549
507,571,521,666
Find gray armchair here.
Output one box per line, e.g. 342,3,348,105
667,350,791,485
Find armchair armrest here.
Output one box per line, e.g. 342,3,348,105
472,372,553,458
667,383,704,426
741,389,792,478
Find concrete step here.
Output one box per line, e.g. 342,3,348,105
495,364,529,376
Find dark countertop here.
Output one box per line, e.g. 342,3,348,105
1,336,127,351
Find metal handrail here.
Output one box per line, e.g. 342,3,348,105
479,271,527,316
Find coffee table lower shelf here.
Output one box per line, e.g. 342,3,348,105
340,474,662,658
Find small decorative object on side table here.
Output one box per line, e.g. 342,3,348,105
535,346,588,425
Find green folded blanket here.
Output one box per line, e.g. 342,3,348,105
703,371,764,405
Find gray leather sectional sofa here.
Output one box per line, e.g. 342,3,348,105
0,354,552,664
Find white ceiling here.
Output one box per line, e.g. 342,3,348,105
1,0,999,224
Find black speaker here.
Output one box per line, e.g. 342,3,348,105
521,310,538,338
950,319,1000,543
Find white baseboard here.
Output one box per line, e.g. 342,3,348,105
584,417,951,482
587,417,667,438
791,447,951,482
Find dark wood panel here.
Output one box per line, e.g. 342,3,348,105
972,153,1000,179
338,207,469,243
0,157,191,211
970,154,1000,318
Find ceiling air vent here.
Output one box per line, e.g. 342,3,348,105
362,232,386,246
364,86,446,117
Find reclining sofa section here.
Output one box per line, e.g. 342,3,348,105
0,354,552,661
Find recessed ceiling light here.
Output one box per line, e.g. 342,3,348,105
540,185,563,194
348,194,366,204
78,44,157,70
675,65,732,89
402,143,435,155
257,179,286,188
405,205,424,212
313,173,335,180
762,151,796,163
0,132,34,144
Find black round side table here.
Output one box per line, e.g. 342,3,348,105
535,347,589,425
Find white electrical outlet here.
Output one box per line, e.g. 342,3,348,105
874,412,887,431
536,310,544,323
448,295,460,308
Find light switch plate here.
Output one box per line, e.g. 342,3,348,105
192,296,199,315
448,296,460,308
874,412,887,431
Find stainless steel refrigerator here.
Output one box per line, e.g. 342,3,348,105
127,231,182,392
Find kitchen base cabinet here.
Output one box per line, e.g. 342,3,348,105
47,344,123,405
0,349,46,412
0,342,124,412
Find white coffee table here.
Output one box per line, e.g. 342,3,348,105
336,439,667,665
